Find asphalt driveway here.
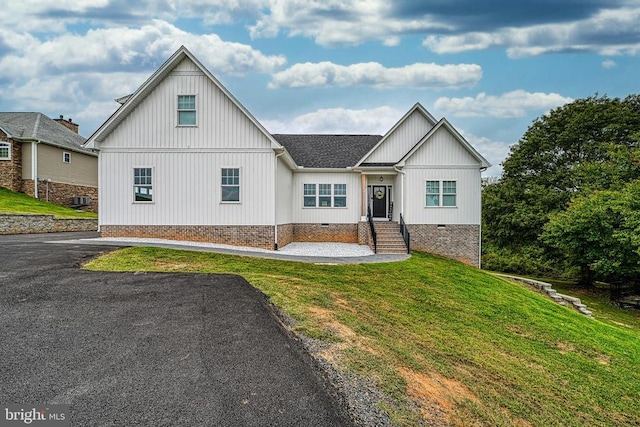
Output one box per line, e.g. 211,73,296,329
0,232,351,426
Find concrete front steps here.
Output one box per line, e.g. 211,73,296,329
374,221,408,254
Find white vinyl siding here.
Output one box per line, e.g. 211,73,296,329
99,151,275,226
293,172,360,223
404,168,481,224
177,95,196,126
362,110,434,164
221,168,240,202
404,126,479,166
0,142,10,160
102,58,274,151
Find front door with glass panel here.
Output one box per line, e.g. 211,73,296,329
372,185,387,218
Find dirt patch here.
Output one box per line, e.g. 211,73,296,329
397,366,479,425
556,341,575,355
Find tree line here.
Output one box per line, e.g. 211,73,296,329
482,94,640,286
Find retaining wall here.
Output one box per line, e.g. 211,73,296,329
0,214,98,234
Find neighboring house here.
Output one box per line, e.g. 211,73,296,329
0,113,98,212
85,47,490,266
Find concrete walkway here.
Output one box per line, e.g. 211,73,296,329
55,233,411,264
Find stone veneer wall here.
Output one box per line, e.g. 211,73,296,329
0,214,98,234
100,225,276,250
21,180,98,213
292,223,358,243
0,135,22,192
276,223,294,249
408,224,480,267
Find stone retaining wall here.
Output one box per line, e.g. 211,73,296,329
0,214,98,234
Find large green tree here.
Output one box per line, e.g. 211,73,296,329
483,94,640,276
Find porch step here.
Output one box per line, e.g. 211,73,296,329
373,222,408,254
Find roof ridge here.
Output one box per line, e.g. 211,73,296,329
32,112,42,139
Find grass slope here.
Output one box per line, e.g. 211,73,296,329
0,187,96,218
85,248,640,426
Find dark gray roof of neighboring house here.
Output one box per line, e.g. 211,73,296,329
0,112,94,155
272,134,382,168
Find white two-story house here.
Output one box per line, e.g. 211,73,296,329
85,46,489,266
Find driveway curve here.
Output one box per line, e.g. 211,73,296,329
0,232,351,426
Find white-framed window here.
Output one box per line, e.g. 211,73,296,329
303,184,347,208
133,167,153,203
177,95,196,126
426,180,456,207
0,142,10,160
221,168,240,202
62,151,71,163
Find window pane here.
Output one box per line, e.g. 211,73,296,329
319,196,331,207
178,95,195,109
222,186,240,202
222,168,239,185
0,147,8,158
135,186,153,202
334,196,346,207
303,184,316,196
426,181,439,194
443,181,456,194
334,184,346,195
443,195,456,206
178,111,196,125
426,194,439,207
319,184,331,195
304,196,316,207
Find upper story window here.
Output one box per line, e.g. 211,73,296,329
134,167,153,203
426,180,456,207
0,142,10,160
303,184,347,208
63,152,71,163
221,168,240,202
177,95,196,126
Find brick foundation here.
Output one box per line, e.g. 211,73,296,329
21,180,98,213
408,224,480,267
292,223,358,243
0,134,22,192
100,225,276,250
276,223,294,249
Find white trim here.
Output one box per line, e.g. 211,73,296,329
302,183,348,208
0,141,10,160
132,166,155,204
220,167,241,203
425,179,457,208
177,94,197,127
62,151,71,163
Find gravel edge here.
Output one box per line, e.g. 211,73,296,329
266,303,393,427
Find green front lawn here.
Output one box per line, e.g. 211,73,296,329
85,248,640,426
0,187,97,218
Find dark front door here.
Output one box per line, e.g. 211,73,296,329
372,186,387,218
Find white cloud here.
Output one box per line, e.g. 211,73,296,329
434,90,574,118
269,61,481,89
423,7,640,57
262,106,403,134
602,59,617,68
460,131,511,177
0,20,285,79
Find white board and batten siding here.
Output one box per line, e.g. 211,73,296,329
362,110,434,164
276,157,294,225
292,172,361,223
99,56,278,226
402,126,482,225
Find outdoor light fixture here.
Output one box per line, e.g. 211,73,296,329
379,176,383,181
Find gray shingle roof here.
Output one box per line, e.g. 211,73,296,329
0,112,93,155
272,134,382,168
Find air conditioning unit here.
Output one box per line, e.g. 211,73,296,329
73,196,91,206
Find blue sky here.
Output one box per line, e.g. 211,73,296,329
1,1,638,176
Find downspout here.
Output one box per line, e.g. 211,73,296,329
393,165,405,220
274,150,285,250
32,141,39,198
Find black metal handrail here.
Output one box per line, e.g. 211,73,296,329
367,206,377,253
399,214,410,253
